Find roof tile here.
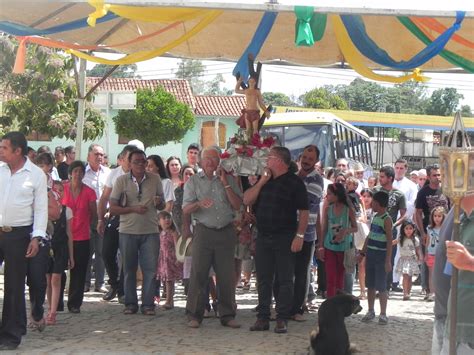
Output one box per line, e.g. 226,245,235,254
87,77,195,109
194,95,247,117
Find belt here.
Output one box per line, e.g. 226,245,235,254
0,225,32,234
196,222,232,231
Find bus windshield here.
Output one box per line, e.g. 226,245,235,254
260,124,333,167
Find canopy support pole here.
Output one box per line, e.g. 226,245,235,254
75,58,87,160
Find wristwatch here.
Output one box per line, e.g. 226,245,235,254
296,233,304,239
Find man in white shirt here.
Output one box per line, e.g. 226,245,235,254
392,158,419,292
393,159,418,219
0,132,47,350
82,144,110,293
97,145,137,302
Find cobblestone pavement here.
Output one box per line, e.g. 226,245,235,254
1,276,434,354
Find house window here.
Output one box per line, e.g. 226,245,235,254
26,131,51,142
201,121,226,148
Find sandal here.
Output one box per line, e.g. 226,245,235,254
46,313,57,325
29,319,46,332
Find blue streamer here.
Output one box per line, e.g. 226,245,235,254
0,13,118,36
340,12,465,70
232,11,278,83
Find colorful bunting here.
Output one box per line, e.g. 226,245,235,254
411,17,474,49
294,6,326,47
87,0,213,26
398,17,474,73
68,10,222,65
340,12,464,70
232,12,278,83
0,13,117,36
12,22,182,74
331,16,429,83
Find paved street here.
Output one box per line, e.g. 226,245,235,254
1,275,434,354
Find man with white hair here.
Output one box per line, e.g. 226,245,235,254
183,146,242,329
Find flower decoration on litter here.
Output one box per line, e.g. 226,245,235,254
220,131,275,176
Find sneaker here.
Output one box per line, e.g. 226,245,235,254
361,310,376,323
378,314,388,325
103,287,118,301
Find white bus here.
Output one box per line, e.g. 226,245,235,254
261,111,373,170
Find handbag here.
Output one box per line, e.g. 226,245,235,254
354,220,369,250
343,207,357,273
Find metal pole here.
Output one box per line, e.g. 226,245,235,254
449,199,461,355
75,58,87,160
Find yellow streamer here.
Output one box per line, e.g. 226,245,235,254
331,16,429,83
69,10,222,65
88,0,210,27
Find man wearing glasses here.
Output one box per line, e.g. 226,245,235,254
83,144,110,293
244,146,309,334
109,149,165,315
183,146,242,329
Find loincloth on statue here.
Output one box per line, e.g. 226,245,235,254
236,109,260,128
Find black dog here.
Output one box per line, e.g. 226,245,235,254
310,293,362,355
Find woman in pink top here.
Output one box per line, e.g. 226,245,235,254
62,161,97,313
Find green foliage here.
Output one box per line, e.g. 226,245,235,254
175,59,206,94
87,63,140,78
113,87,195,149
461,105,473,117
425,88,464,116
0,36,105,140
301,87,347,110
204,74,233,95
262,92,295,106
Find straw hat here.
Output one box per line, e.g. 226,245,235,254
175,236,192,263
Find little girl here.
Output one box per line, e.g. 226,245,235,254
395,220,422,301
156,211,182,310
357,188,374,299
424,206,445,302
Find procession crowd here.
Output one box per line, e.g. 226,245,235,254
0,131,472,353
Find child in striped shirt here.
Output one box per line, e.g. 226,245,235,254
360,191,393,325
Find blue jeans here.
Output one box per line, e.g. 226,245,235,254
86,224,105,289
119,233,159,310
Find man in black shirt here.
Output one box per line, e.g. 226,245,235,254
57,145,75,181
415,164,450,295
243,146,309,334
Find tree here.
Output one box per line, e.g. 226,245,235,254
203,74,233,95
113,87,195,149
426,88,464,116
0,36,105,140
461,105,473,117
301,87,347,110
335,78,388,112
262,92,295,106
175,59,206,94
87,63,140,78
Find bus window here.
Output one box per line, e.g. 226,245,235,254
261,124,333,167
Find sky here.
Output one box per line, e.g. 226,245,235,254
88,55,474,108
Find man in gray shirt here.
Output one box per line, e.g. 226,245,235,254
110,149,165,316
183,146,242,329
